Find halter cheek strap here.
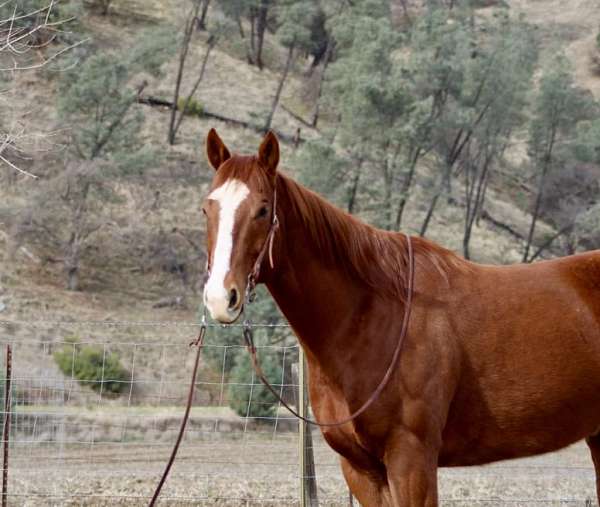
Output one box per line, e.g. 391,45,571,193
245,186,279,304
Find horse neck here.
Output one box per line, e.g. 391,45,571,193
263,178,375,362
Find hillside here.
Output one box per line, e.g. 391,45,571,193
0,0,598,372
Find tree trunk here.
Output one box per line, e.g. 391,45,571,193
522,162,549,263
310,38,334,128
395,146,421,230
255,0,269,70
67,267,79,291
264,42,294,132
420,191,440,238
172,36,215,140
420,162,451,237
197,0,211,30
475,169,490,227
101,0,111,16
418,104,486,237
523,129,556,262
65,230,81,291
249,9,257,64
237,16,245,39
240,14,255,65
347,163,362,214
528,223,574,262
384,177,393,230
463,151,491,259
398,0,411,24
168,1,202,145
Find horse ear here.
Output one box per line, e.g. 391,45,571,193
258,130,279,178
206,128,231,171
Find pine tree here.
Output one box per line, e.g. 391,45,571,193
523,54,590,262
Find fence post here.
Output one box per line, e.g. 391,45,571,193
2,344,12,507
296,348,318,507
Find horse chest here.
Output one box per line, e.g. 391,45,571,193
309,381,385,469
320,424,384,471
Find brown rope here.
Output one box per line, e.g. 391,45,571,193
243,234,415,427
148,325,206,506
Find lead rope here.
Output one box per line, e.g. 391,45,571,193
243,233,415,428
148,312,207,507
148,190,280,506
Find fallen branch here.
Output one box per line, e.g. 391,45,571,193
480,209,525,241
281,104,315,130
137,94,301,144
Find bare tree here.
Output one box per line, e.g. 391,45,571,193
264,40,294,131
170,33,217,141
168,0,203,145
254,0,269,70
310,37,333,128
10,161,109,290
523,56,588,262
0,0,85,178
197,0,211,30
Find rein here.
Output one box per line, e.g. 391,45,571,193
149,188,414,503
242,231,415,427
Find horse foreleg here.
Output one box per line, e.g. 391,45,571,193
384,431,439,507
341,457,393,507
586,433,600,503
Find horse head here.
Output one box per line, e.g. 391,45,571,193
202,128,279,323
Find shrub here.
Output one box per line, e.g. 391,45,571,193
54,342,129,394
177,97,204,117
228,351,282,419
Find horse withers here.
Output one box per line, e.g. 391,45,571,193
201,128,600,507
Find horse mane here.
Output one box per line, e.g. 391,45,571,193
275,172,457,300
219,155,458,300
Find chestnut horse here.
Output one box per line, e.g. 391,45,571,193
201,129,600,507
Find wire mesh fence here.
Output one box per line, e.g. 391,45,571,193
0,319,347,506
0,319,597,506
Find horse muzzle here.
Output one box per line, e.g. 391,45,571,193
204,282,243,324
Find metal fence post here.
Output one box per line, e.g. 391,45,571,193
298,351,307,507
297,348,318,507
2,344,12,507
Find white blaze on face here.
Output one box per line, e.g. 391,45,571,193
204,179,250,321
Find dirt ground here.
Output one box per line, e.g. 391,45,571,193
4,434,598,506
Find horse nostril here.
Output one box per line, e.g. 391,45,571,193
228,288,239,309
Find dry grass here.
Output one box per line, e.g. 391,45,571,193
507,0,600,98
4,437,597,506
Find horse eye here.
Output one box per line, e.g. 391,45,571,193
256,206,268,219
201,207,207,216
